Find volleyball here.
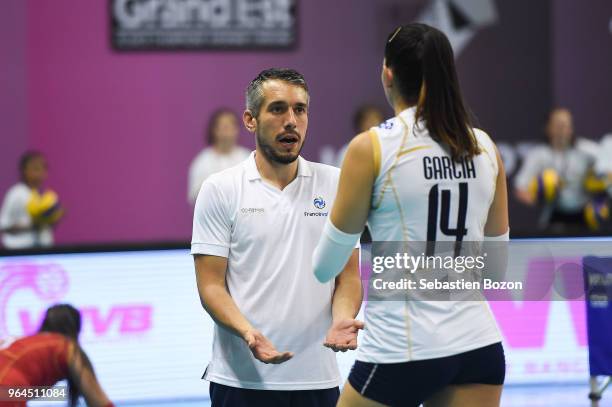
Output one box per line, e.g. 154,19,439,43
26,189,63,225
528,168,560,204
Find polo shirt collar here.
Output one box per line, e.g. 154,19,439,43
245,151,312,181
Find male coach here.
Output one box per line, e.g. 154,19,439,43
191,68,363,407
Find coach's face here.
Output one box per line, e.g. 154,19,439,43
246,80,309,164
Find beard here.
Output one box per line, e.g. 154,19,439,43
256,131,304,165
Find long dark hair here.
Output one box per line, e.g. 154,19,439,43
385,23,479,160
39,304,93,407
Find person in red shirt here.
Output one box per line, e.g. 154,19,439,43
0,304,114,407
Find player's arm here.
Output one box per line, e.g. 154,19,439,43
66,341,114,407
330,132,375,233
313,131,375,283
483,144,510,283
325,249,364,352
485,145,509,236
332,249,362,320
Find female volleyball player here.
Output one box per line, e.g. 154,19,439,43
0,304,114,407
313,23,509,406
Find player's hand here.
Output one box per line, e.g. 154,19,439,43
243,329,294,364
324,319,364,352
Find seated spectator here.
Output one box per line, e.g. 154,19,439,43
514,108,598,232
187,109,250,204
0,151,63,249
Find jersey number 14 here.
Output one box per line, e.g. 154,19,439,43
427,182,468,256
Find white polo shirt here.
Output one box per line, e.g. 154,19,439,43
187,146,251,204
0,183,53,249
191,152,344,390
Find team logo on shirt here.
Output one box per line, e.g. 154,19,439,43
379,119,394,130
305,196,328,217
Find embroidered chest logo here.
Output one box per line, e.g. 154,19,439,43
313,196,326,210
240,207,265,214
305,196,328,217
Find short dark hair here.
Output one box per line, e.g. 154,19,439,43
19,150,44,181
246,68,309,117
385,24,479,160
206,108,238,145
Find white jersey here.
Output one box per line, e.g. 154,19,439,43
358,107,502,363
0,183,53,249
191,153,346,390
187,146,251,204
514,142,595,213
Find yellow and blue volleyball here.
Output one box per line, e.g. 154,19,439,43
583,170,608,194
528,168,560,204
27,189,62,224
584,198,610,231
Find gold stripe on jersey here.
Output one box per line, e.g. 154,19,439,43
397,145,432,158
372,118,410,211
403,299,413,360
369,129,382,180
372,115,412,242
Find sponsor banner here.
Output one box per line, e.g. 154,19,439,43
0,243,598,401
111,0,297,50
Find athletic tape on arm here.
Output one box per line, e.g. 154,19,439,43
313,219,361,283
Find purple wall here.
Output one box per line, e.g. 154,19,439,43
553,0,612,139
6,0,611,244
0,0,28,198
458,0,552,144
25,0,396,244
455,0,553,228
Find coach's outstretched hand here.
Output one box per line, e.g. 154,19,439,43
244,328,294,364
324,319,364,352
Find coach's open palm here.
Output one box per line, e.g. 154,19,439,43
244,329,294,364
324,319,365,352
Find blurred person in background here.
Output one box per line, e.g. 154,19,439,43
0,151,64,250
0,304,114,407
336,105,385,167
584,133,612,232
594,133,612,193
187,109,251,204
514,108,602,233
354,105,385,134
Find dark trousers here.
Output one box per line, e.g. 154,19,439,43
209,382,340,407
